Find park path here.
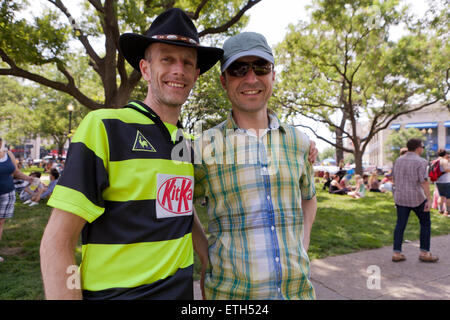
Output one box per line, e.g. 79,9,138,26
194,234,450,300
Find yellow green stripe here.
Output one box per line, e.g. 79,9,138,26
80,233,193,291
103,159,194,201
89,107,155,125
47,185,104,223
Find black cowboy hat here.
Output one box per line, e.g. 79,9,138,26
119,8,223,75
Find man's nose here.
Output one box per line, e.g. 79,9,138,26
168,59,183,75
242,67,258,82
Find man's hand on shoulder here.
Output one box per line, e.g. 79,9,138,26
308,140,318,164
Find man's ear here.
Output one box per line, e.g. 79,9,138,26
140,59,151,82
220,74,227,90
194,68,200,82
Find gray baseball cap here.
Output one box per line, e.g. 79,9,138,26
220,32,274,73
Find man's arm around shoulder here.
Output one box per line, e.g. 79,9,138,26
40,208,86,299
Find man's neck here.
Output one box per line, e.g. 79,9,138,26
143,97,181,126
232,107,269,133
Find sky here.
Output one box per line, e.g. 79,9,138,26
243,0,312,47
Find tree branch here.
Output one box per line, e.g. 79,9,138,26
47,0,103,72
198,0,261,37
87,0,104,13
0,48,103,109
188,0,210,20
276,96,353,139
361,98,440,152
293,123,353,153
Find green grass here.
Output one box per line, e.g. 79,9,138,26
1,183,449,299
0,201,48,299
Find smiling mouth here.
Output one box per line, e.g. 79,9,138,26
166,81,185,88
241,89,262,95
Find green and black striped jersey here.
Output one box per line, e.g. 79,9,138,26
48,101,195,299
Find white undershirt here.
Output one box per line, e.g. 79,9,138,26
0,152,7,162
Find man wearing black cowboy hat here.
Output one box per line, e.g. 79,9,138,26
40,8,221,300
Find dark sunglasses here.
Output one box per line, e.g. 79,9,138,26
226,59,273,77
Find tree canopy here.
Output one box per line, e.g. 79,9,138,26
0,75,88,152
0,0,260,110
384,127,424,162
274,0,449,173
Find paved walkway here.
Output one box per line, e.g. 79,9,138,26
194,234,450,300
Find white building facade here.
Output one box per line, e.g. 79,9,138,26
365,103,449,168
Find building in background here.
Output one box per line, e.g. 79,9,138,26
364,103,449,168
1,135,68,161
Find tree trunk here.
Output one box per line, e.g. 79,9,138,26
335,113,347,164
354,149,364,175
335,135,344,164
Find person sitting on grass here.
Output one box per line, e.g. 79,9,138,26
29,169,59,205
380,174,394,193
339,176,350,190
362,174,369,190
329,174,349,195
348,175,366,199
20,172,44,206
369,171,381,192
322,171,332,191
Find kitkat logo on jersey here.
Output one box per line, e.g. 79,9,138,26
156,174,193,219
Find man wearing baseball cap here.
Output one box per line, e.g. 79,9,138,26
194,32,318,299
40,8,221,300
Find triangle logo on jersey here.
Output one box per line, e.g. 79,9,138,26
132,130,156,152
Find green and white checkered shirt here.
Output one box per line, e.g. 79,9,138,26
194,110,316,300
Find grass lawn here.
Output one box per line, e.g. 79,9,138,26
1,180,449,299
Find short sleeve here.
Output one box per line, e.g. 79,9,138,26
47,111,109,223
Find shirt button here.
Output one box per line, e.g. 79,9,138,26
267,195,271,201
275,257,280,263
271,226,275,231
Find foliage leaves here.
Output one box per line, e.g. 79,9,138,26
0,0,257,110
384,128,424,162
274,0,449,173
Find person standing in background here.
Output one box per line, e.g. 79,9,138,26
434,149,450,216
0,137,33,262
392,138,438,263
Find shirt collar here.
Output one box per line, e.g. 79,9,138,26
225,109,286,134
126,100,183,129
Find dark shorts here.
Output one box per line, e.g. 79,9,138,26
436,182,450,198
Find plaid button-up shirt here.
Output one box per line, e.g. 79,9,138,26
393,152,428,207
194,110,316,300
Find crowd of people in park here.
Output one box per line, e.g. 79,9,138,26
15,155,65,174
318,147,449,219
0,8,449,300
318,143,449,265
320,168,394,198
